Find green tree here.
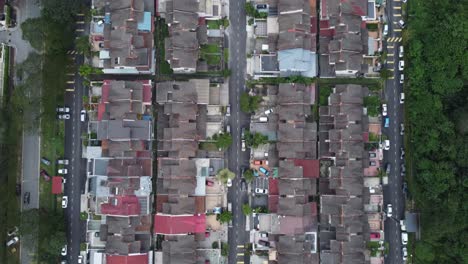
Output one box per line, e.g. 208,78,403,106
243,169,254,183
240,93,262,113
212,241,219,249
41,0,80,23
380,68,392,79
216,168,235,184
212,132,232,149
244,3,257,17
19,209,39,236
21,18,45,50
242,204,253,215
244,131,268,148
221,242,229,256
79,65,103,78
217,211,233,224
75,36,92,57
363,96,381,117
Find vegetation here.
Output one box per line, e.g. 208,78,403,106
244,131,268,148
221,242,229,256
207,18,229,29
79,64,103,78
200,44,221,66
217,211,233,224
243,168,255,183
366,23,378,31
363,95,381,117
240,92,262,113
216,168,235,184
75,35,92,57
80,211,88,221
242,204,253,215
212,241,219,249
405,1,467,263
319,86,332,106
244,3,268,18
212,132,232,149
154,17,173,75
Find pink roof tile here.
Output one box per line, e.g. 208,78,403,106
101,195,141,216
293,159,320,178
154,214,206,235
106,254,149,264
52,177,63,194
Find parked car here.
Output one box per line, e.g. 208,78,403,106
226,178,232,187
401,232,408,245
382,104,388,116
400,148,405,159
58,114,70,120
384,117,390,128
62,178,67,184
264,108,274,115
56,106,70,113
57,159,69,165
78,255,83,264
400,74,404,84
226,105,231,117
40,169,51,181
41,157,51,166
399,46,404,58
259,167,269,176
369,152,377,158
399,60,405,71
260,232,268,238
61,245,68,256
80,109,86,122
15,184,21,196
386,204,393,217
384,140,390,150
398,19,406,28
400,220,407,231
383,24,388,36
241,140,246,152
240,178,247,190
256,4,268,9
400,123,405,135
259,117,268,122
23,192,30,204
401,163,406,176
6,236,19,247
400,93,405,104
402,247,408,261
255,188,268,194
61,196,68,209
241,127,246,139
370,233,380,239
7,226,18,237
369,161,376,166
58,168,68,175
385,163,391,174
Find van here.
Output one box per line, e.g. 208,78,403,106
259,117,268,122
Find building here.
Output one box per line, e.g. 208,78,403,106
90,0,155,74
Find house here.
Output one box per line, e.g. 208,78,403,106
90,0,155,74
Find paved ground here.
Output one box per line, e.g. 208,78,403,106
383,0,405,263
0,1,41,264
226,1,251,263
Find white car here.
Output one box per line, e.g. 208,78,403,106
264,108,274,115
384,140,390,150
80,109,86,122
400,93,405,104
399,46,404,58
61,196,68,208
226,106,231,117
401,232,408,245
398,19,406,28
241,140,246,152
400,123,405,135
383,24,388,36
61,245,67,256
400,74,404,84
382,104,388,116
58,114,70,120
399,60,405,71
78,255,83,263
58,168,68,175
57,159,69,165
7,226,18,237
386,204,393,217
402,247,408,260
400,220,407,231
226,178,232,187
6,236,19,247
255,188,268,194
56,106,70,113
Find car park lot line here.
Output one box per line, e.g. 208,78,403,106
394,29,402,32
394,14,401,17
393,6,401,9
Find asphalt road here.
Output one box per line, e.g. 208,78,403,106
383,0,405,263
226,1,251,263
63,53,86,264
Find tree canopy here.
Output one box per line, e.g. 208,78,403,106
217,211,233,224
240,93,262,113
243,168,254,183
212,132,233,149
244,131,268,148
406,0,468,263
216,168,235,184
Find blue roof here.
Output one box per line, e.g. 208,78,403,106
278,48,317,77
138,12,152,31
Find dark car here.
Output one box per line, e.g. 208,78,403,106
16,184,21,196
258,240,270,247
240,178,247,190
23,192,30,204
41,157,51,166
385,163,391,174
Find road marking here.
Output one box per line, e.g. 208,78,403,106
66,89,75,92
387,45,394,49
394,14,402,17
76,29,85,32
237,245,244,248
394,6,402,9
387,61,394,64
76,21,85,24
67,81,75,84
237,253,244,256
388,53,394,56
394,29,402,32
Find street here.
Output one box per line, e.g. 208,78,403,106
383,0,405,263
227,0,251,263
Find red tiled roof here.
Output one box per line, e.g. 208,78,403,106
269,178,279,195
319,20,330,29
102,80,111,102
293,159,320,178
143,83,152,103
154,214,206,235
52,177,62,194
101,195,141,216
363,132,369,142
320,28,335,37
321,0,327,18
106,254,149,264
268,195,279,213
156,195,169,213
310,17,318,34
97,103,106,121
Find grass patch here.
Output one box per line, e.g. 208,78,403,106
201,44,220,54
318,77,382,91
319,86,332,106
199,142,218,151
155,17,173,75
224,48,229,62
207,20,221,29
2,46,10,104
